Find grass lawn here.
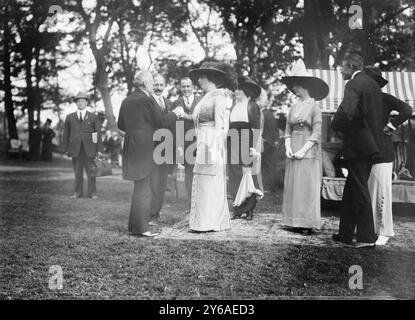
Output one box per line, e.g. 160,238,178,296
1,159,414,299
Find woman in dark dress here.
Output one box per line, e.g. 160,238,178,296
41,119,56,161
227,77,262,220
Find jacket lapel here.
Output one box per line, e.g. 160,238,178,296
190,96,200,114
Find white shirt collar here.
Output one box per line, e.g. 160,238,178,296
78,109,87,118
141,88,150,97
153,94,165,108
352,70,361,79
183,94,194,108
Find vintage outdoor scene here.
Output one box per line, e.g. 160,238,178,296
1,0,415,300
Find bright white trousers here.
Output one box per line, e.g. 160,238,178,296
368,162,395,237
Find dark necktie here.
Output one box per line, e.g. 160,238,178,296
79,113,83,122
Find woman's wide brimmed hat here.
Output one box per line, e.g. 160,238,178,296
363,65,388,88
189,61,238,91
238,76,261,99
74,92,89,102
282,59,329,101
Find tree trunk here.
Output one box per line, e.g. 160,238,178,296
34,45,42,123
24,48,36,159
3,10,18,139
362,2,376,65
93,49,117,130
303,0,331,69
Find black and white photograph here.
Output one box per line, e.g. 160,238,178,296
0,0,415,306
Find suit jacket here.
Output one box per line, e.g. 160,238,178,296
171,95,202,164
62,111,103,158
152,95,175,173
117,89,177,181
372,93,412,164
331,71,384,160
262,109,278,147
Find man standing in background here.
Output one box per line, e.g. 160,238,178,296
62,92,103,199
171,77,202,210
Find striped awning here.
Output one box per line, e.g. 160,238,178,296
308,69,415,113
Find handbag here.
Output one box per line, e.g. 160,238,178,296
90,156,112,177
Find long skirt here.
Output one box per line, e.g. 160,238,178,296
368,162,394,237
189,164,231,231
282,158,321,229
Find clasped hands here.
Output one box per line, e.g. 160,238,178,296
172,107,192,120
286,147,306,160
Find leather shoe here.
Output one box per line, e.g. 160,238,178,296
346,242,376,249
140,231,160,237
149,220,158,226
89,195,98,200
70,194,81,199
332,234,353,245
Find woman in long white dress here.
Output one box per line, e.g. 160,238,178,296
188,62,237,232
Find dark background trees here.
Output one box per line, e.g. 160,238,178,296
0,0,414,159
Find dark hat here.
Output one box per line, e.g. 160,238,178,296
189,61,238,91
74,92,89,102
282,59,329,101
363,65,388,88
238,76,261,99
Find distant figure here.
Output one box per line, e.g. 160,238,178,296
171,77,202,209
41,119,56,162
62,92,103,199
29,121,42,161
103,129,112,155
256,89,279,192
108,131,122,167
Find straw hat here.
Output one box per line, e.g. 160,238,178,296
282,59,329,101
189,61,238,91
238,76,261,99
363,65,388,88
74,92,89,102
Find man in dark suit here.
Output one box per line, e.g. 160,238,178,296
118,71,182,237
261,107,279,192
331,54,384,248
150,74,175,223
62,92,103,199
171,77,202,209
363,65,412,245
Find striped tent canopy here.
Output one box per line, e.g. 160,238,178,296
308,69,415,113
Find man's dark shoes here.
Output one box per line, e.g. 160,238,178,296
332,234,353,245
345,242,376,249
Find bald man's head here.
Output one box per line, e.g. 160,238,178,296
134,71,154,93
